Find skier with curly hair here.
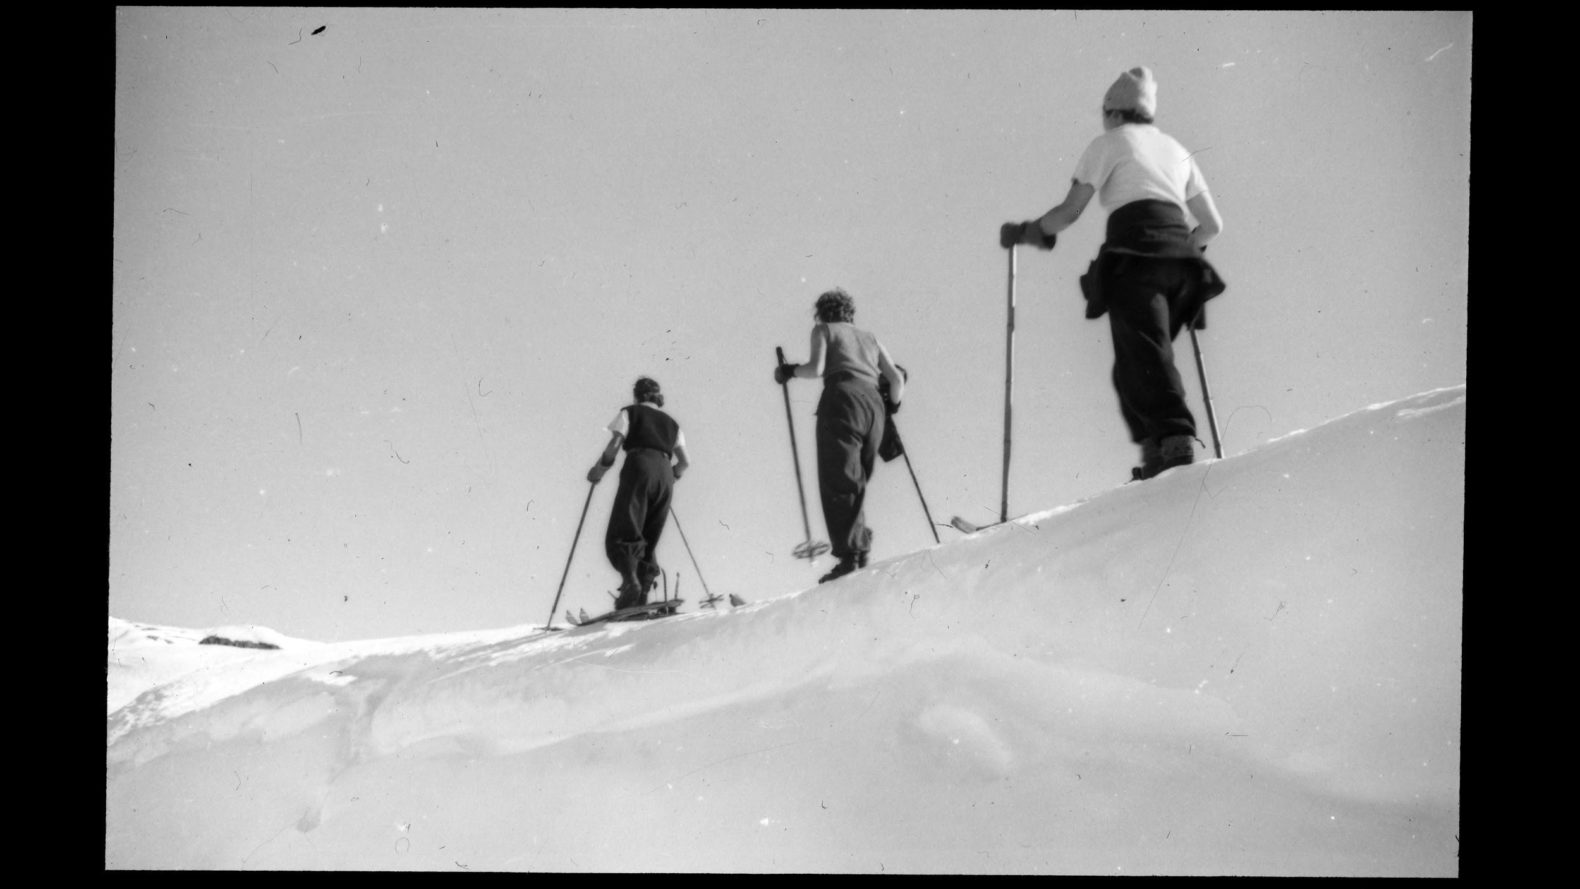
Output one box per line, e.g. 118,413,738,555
775,288,907,582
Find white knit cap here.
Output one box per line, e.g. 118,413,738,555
1103,66,1157,117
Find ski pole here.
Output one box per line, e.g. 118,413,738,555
544,481,597,629
888,417,941,543
775,346,830,560
1001,243,1017,523
1187,308,1224,459
669,506,714,602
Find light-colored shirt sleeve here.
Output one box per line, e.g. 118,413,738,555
606,409,629,437
1071,134,1112,191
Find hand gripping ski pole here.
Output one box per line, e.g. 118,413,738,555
543,481,597,629
776,346,830,560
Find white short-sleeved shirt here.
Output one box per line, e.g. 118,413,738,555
1071,124,1209,211
606,406,687,451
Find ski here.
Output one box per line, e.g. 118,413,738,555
565,599,684,628
949,516,1001,534
949,514,1038,534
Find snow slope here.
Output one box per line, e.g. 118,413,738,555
106,385,1463,874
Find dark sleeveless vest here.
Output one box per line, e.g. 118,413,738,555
622,403,680,458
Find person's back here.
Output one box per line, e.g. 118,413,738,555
1079,123,1204,213
819,321,882,388
621,401,681,457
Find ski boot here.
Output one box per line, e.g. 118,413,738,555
819,556,858,583
612,575,644,611
1131,434,1196,480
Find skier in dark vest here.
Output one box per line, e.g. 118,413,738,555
1003,66,1226,480
586,377,690,609
775,288,906,583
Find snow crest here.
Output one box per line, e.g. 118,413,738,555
107,386,1463,874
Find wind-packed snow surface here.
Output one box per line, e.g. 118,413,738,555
106,386,1463,874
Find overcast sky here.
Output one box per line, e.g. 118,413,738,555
111,9,1470,641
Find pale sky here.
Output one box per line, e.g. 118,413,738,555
111,9,1471,641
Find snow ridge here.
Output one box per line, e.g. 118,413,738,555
107,386,1464,874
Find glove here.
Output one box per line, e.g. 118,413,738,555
587,454,615,483
774,362,796,385
999,221,1025,250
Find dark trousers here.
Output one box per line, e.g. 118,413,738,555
1105,257,1198,444
815,380,884,561
604,448,673,598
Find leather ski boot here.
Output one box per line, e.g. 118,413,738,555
818,556,858,584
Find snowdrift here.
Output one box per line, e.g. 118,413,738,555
106,386,1463,874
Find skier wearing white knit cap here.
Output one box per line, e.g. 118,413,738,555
1003,66,1227,480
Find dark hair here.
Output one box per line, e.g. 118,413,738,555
814,288,856,323
633,376,663,407
1105,107,1155,125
